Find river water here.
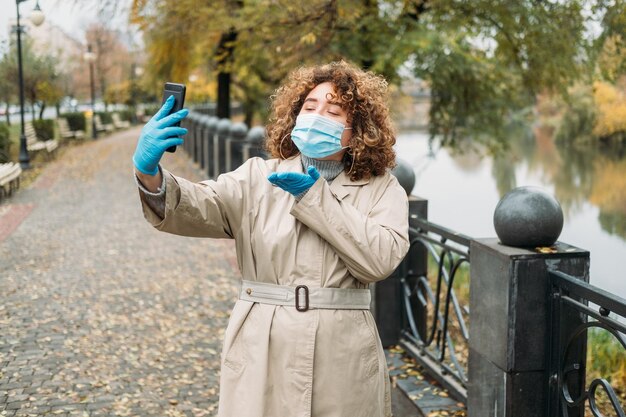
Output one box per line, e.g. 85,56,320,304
395,129,626,298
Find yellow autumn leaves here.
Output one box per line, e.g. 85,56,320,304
592,80,626,140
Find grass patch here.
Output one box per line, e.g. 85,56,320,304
588,327,626,385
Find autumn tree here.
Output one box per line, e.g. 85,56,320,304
85,23,134,110
0,40,66,120
129,0,621,146
0,51,17,125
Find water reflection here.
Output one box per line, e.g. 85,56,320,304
590,156,626,240
489,124,626,241
397,125,626,296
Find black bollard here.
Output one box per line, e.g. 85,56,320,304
197,116,211,171
204,116,218,178
185,113,198,156
214,119,232,177
243,126,266,160
373,158,427,347
226,122,248,172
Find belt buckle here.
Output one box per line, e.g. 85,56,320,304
295,285,309,312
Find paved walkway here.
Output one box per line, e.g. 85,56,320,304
0,128,238,417
0,128,422,417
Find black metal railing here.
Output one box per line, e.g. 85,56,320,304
181,111,266,180
398,212,473,402
548,270,626,417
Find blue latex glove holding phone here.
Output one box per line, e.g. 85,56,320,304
268,166,321,196
133,95,188,175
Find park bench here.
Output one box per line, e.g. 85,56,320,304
0,162,22,199
94,115,114,133
112,113,131,129
26,122,58,154
136,108,152,123
57,117,85,140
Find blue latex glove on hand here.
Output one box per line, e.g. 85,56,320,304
133,95,188,175
267,166,321,196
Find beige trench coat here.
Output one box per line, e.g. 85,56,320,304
139,155,410,417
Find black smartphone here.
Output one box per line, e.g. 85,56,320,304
162,82,186,153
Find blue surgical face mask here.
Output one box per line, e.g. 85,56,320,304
291,114,352,159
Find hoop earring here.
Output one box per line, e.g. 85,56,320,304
279,133,290,160
347,150,356,175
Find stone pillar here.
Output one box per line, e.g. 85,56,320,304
182,113,193,155
226,122,248,172
189,113,199,160
467,240,589,417
243,126,266,160
204,116,218,178
214,119,231,177
197,116,209,170
372,159,426,347
193,115,203,164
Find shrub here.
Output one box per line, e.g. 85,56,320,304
60,112,86,132
96,112,113,124
593,80,626,141
587,327,626,391
0,122,10,163
554,84,596,144
32,119,55,141
117,109,136,123
142,105,160,119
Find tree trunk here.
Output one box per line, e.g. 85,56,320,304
4,103,10,126
217,71,231,119
244,101,254,127
100,75,108,112
215,29,238,119
55,103,60,117
39,103,46,120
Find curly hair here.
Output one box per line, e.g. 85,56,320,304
265,61,396,181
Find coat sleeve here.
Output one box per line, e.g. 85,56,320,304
290,174,410,284
139,159,258,239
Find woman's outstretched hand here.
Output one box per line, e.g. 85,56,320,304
268,166,321,196
133,95,188,176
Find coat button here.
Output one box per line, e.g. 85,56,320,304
246,288,252,295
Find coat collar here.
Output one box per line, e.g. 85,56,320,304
276,155,303,173
276,155,369,200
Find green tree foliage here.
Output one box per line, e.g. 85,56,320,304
0,40,65,120
0,59,16,125
130,0,618,147
0,122,11,162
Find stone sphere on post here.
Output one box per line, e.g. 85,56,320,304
200,115,212,126
206,116,218,131
229,122,248,141
391,158,416,196
216,118,232,137
246,126,265,144
493,186,564,248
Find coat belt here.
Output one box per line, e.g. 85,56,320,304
239,280,371,311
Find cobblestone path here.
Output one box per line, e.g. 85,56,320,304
0,128,424,417
0,128,239,417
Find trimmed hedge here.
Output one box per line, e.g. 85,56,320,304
60,112,87,132
0,122,10,163
117,109,135,123
143,106,160,119
32,119,55,141
96,112,113,124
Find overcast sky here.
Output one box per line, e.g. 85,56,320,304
0,0,135,49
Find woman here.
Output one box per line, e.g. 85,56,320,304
133,61,409,417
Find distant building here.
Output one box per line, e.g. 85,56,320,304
8,18,83,74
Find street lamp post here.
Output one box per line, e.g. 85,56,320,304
16,0,45,169
83,45,97,139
